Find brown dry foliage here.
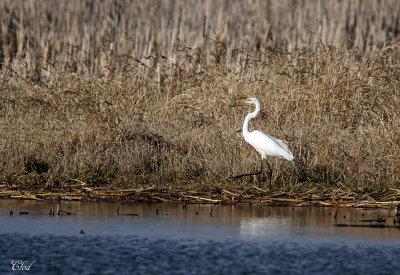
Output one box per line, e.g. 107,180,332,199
0,1,400,189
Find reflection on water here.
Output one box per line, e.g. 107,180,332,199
1,200,399,239
238,206,400,240
1,200,400,274
240,217,289,237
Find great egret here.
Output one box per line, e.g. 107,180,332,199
233,97,293,189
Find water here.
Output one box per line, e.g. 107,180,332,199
1,200,400,274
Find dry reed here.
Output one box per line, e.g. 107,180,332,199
0,1,400,198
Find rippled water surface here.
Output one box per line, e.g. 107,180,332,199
1,200,400,274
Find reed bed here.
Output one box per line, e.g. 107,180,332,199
0,1,400,202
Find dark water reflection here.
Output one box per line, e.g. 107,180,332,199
1,200,400,274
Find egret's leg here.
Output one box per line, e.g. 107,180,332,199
259,157,263,174
230,157,263,180
257,157,264,186
230,158,273,190
265,160,272,190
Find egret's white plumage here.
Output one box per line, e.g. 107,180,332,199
234,97,293,187
238,97,293,161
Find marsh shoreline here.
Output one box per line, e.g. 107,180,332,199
1,184,400,208
1,1,400,199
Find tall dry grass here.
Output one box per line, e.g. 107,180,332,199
1,0,400,75
0,0,400,189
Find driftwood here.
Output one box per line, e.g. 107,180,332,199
1,184,400,208
334,224,400,229
116,205,139,216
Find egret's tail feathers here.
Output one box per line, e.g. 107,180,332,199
285,152,294,161
274,138,294,161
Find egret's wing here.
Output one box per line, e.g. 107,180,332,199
272,137,294,161
273,137,291,154
247,130,293,160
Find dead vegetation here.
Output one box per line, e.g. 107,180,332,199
0,1,400,202
1,183,400,208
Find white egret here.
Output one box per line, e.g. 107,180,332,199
233,97,293,189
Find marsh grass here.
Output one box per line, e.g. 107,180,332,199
1,1,400,193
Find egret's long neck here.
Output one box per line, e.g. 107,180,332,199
243,101,260,137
